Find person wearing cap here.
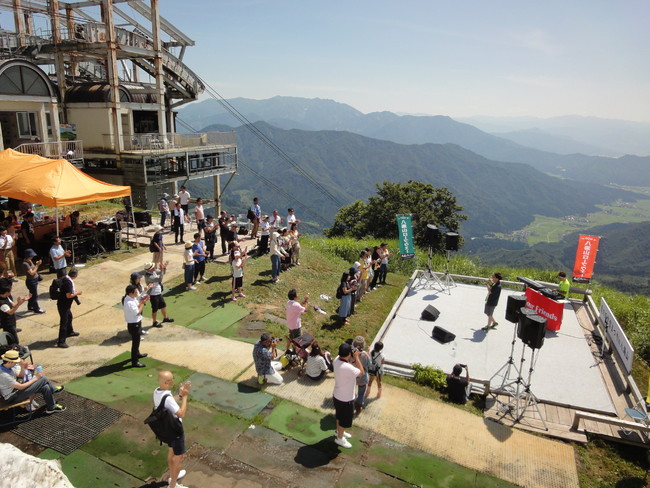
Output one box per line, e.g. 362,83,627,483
123,284,149,368
144,261,174,328
332,342,365,448
22,249,44,314
183,242,197,291
557,271,571,299
0,349,65,414
153,371,191,488
250,197,261,239
230,243,248,301
218,210,230,255
204,215,217,261
193,198,205,237
253,332,283,385
257,215,270,256
352,336,371,415
150,225,166,265
0,225,17,279
130,272,153,334
56,268,82,348
158,194,170,228
50,236,71,279
447,363,471,404
0,279,30,343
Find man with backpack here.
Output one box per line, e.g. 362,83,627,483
153,371,191,488
56,268,82,348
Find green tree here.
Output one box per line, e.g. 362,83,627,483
326,180,466,249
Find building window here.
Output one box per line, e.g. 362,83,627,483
45,112,53,137
17,112,38,138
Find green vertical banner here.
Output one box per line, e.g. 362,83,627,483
396,214,415,259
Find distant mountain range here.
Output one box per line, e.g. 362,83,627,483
178,97,650,186
187,121,638,238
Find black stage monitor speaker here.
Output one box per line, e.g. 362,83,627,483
421,305,440,322
517,313,546,349
445,232,459,251
426,224,440,246
432,325,456,344
505,294,527,323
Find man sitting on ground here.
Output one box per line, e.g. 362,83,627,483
0,350,65,413
446,363,471,405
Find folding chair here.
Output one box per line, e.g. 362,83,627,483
622,399,650,438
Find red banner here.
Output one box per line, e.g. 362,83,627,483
572,235,600,283
525,288,564,331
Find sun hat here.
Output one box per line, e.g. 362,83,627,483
23,248,37,259
1,350,20,362
130,272,141,281
153,225,163,232
143,262,156,271
184,242,193,249
353,336,366,349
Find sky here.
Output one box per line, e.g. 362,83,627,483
1,1,648,121
155,0,648,122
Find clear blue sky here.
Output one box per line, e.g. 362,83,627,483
160,0,649,121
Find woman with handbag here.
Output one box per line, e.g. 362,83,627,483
22,248,44,313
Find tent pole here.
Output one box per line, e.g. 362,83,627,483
55,207,60,236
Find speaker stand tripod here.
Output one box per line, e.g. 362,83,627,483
494,344,548,431
489,323,522,394
416,247,444,291
442,250,456,294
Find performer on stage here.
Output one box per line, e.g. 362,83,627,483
557,271,571,299
482,272,502,331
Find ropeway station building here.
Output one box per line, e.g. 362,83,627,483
0,0,236,210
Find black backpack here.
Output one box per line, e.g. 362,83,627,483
49,278,63,300
144,394,183,444
336,285,343,300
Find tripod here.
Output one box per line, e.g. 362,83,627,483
489,322,522,394
416,246,444,291
441,250,456,294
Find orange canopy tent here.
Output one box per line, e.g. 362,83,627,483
0,148,132,235
0,148,130,206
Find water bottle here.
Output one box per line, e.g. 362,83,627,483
35,365,43,373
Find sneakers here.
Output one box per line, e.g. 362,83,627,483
162,317,174,323
238,293,246,298
491,322,499,329
34,309,46,314
67,331,80,337
140,329,149,335
168,469,187,484
231,296,238,301
258,375,265,385
138,353,148,359
27,400,40,411
46,404,66,414
54,385,65,394
342,431,352,439
132,362,146,368
187,286,197,291
56,342,69,348
152,321,163,328
334,436,352,449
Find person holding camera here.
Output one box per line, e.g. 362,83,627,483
56,268,82,348
253,332,284,385
123,284,150,368
332,342,365,449
447,363,471,404
22,249,44,314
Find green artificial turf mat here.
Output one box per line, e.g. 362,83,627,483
366,441,519,488
39,449,143,488
187,372,272,418
80,415,168,481
139,288,213,325
65,352,194,417
186,303,249,335
182,401,250,450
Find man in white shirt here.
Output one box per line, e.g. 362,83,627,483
269,210,282,231
178,186,191,215
332,343,364,449
286,208,300,226
153,371,191,488
50,236,71,278
123,284,149,368
0,226,17,279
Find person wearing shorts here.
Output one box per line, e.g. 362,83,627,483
332,342,364,449
483,272,502,329
153,371,191,488
144,262,174,328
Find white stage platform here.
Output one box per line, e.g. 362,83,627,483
379,279,616,414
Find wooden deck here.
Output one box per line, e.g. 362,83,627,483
484,301,650,447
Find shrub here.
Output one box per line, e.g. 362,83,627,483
412,363,448,391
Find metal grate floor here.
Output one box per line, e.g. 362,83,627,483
11,391,122,455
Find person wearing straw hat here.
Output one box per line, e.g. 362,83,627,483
144,261,174,328
0,349,65,413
